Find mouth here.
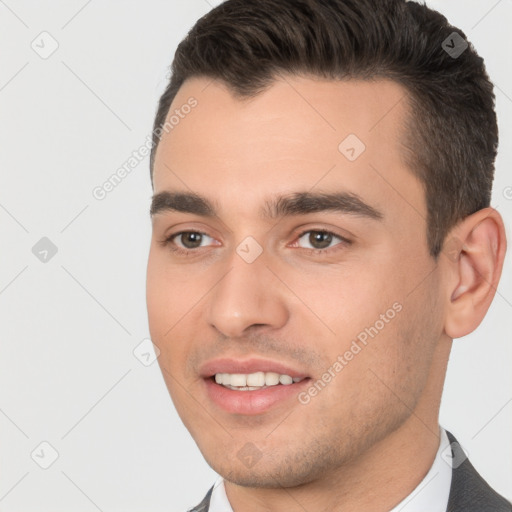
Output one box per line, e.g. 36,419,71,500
202,371,312,415
211,371,307,390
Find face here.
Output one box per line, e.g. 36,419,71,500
146,76,446,487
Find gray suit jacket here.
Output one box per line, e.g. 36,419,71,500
188,431,511,511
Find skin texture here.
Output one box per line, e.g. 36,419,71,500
146,75,506,511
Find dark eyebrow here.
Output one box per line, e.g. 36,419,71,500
262,191,383,220
150,191,218,217
150,190,383,221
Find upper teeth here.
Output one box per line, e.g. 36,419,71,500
215,372,303,388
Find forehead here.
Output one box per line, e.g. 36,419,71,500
152,75,424,224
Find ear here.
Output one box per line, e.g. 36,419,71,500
443,207,507,339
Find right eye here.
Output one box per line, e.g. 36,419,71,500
160,230,220,256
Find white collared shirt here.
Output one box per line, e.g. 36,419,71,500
207,426,452,512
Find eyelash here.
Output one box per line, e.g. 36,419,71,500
293,229,352,253
160,229,352,257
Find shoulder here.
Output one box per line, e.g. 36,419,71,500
446,430,511,512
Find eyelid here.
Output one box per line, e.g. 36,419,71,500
290,228,352,251
294,227,351,243
159,222,222,245
160,230,221,254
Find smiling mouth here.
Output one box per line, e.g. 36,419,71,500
209,371,309,391
203,371,312,415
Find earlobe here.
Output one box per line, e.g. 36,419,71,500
444,208,507,339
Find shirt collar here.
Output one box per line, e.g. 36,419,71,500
209,426,452,512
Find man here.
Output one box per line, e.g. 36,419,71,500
146,0,511,510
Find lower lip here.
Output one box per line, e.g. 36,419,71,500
203,377,311,415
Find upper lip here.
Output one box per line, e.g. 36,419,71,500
199,357,310,379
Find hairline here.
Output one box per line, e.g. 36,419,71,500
150,73,419,180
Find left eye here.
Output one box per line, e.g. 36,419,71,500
295,230,346,250
172,231,216,249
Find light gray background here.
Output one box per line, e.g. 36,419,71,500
0,1,510,511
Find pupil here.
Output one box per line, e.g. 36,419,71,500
310,231,332,249
182,232,202,248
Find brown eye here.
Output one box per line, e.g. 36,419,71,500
308,231,333,249
292,229,352,253
297,230,341,250
174,232,209,249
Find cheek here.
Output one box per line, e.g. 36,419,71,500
309,300,430,434
281,261,400,339
146,250,187,377
363,287,441,405
146,253,168,336
146,248,197,336
298,264,432,398
146,249,211,384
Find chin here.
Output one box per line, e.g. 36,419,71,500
204,449,331,489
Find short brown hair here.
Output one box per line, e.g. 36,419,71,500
150,0,498,258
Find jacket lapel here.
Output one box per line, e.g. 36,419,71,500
187,485,214,512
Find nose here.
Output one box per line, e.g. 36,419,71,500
206,250,289,338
